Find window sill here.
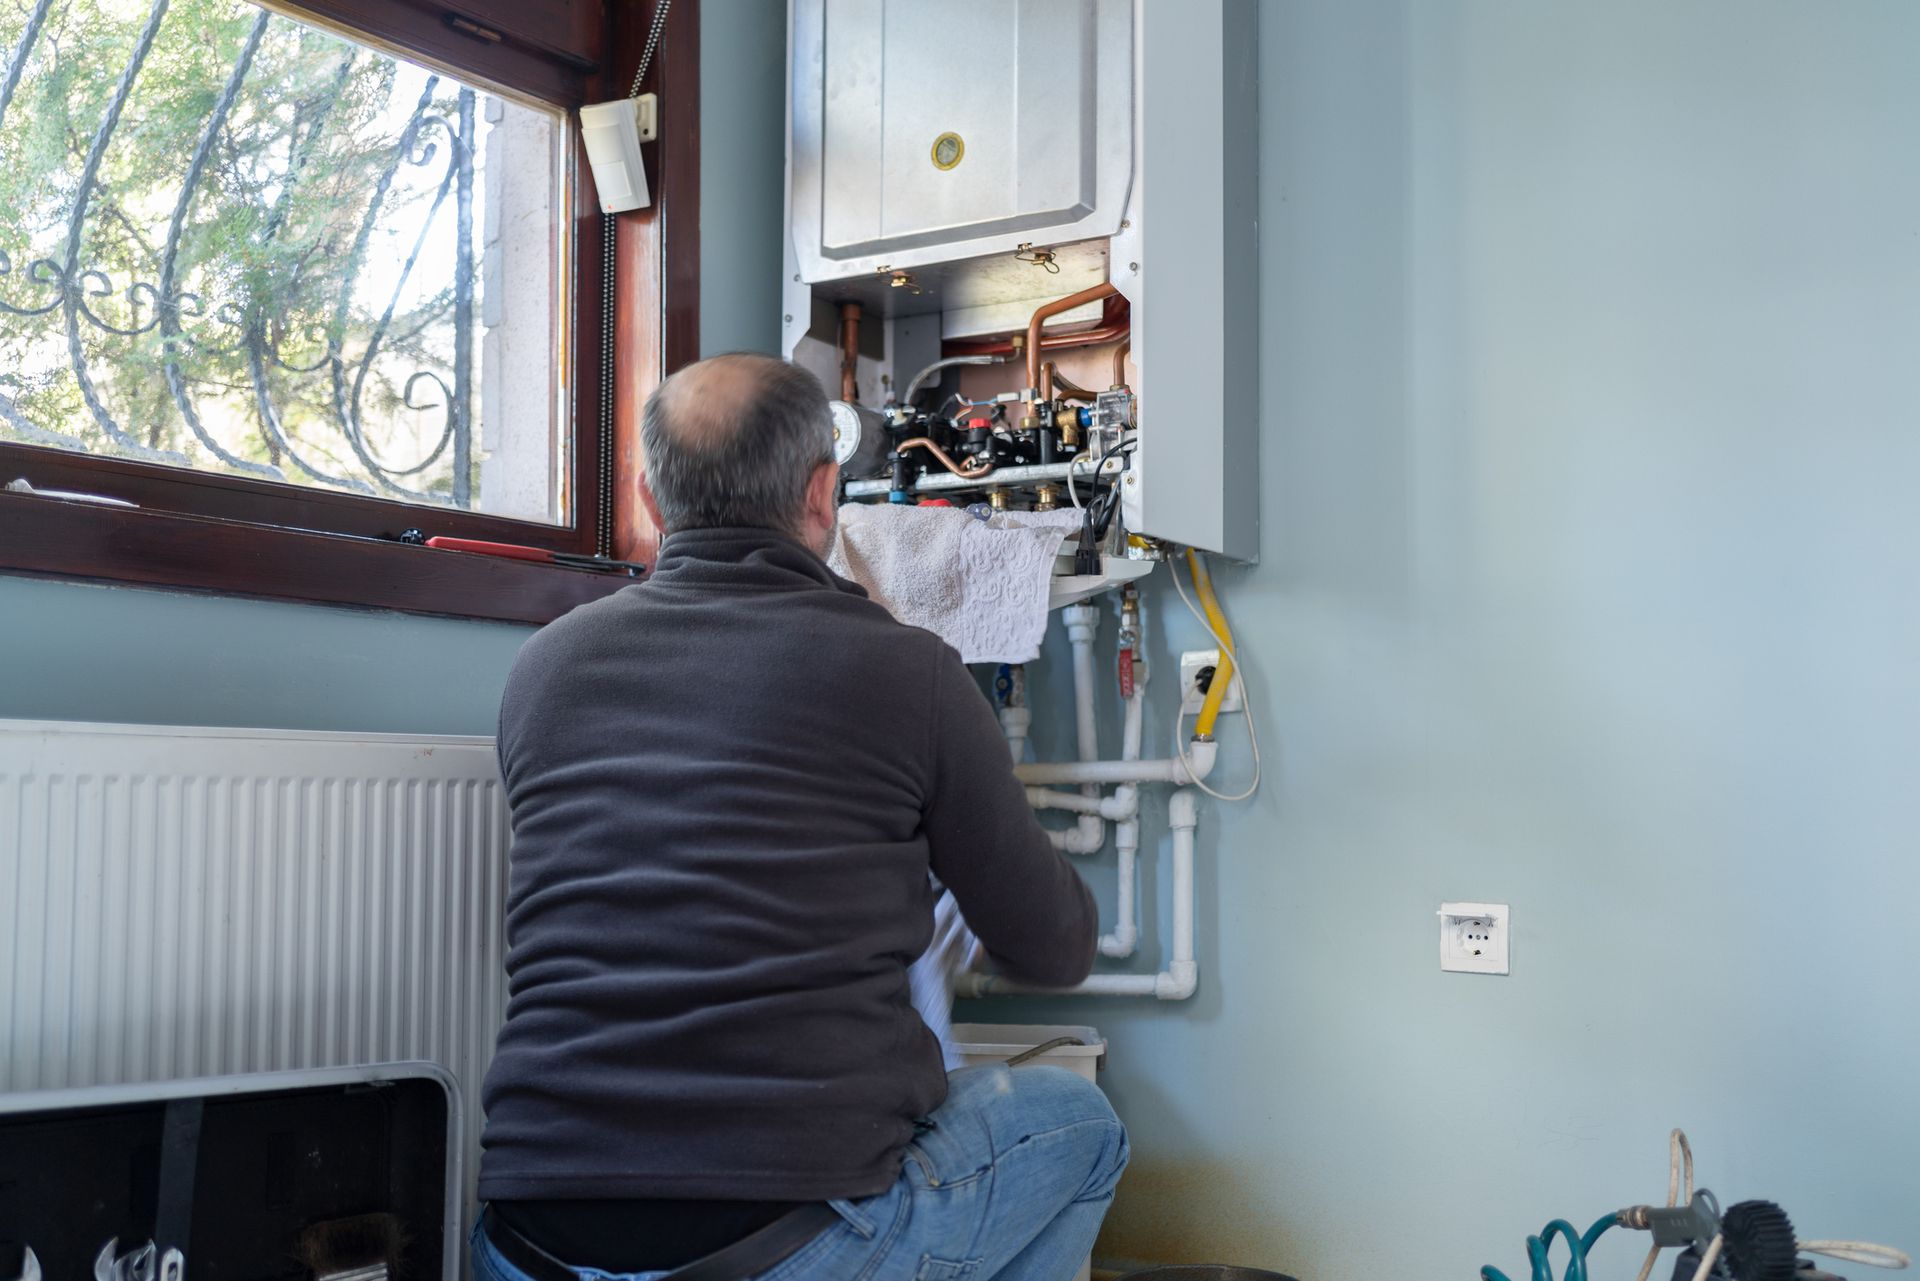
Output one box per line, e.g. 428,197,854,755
0,490,632,625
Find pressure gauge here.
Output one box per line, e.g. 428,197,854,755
829,399,890,478
829,400,864,466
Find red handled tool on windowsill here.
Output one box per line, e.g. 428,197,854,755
413,534,646,576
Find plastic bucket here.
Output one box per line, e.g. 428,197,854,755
949,1023,1107,1081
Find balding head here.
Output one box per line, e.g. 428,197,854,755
639,353,836,544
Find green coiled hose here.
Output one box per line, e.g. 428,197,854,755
1482,1214,1619,1281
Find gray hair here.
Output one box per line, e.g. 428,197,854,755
640,353,836,537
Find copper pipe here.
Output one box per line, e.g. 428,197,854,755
941,294,1131,360
1025,283,1118,399
838,301,861,402
1112,338,1131,389
1045,362,1098,401
897,436,995,479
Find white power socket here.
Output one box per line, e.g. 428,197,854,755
1438,902,1510,975
1179,649,1244,716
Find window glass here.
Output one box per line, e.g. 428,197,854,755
0,0,570,523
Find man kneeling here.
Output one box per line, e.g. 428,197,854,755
473,353,1126,1281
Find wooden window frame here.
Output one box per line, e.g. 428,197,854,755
0,0,700,626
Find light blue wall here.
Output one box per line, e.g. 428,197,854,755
698,0,787,357
0,576,528,734
976,2,1920,1276
7,5,1917,1276
0,4,788,735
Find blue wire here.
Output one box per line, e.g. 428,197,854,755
1481,1214,1617,1281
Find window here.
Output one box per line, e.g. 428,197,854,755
1,0,567,520
0,0,699,622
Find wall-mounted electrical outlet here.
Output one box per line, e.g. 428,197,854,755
1438,902,1510,975
1179,649,1245,716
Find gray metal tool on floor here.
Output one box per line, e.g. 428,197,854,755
92,1240,156,1281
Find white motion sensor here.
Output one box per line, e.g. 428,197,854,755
579,94,657,213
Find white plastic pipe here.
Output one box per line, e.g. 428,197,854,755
1026,786,1138,820
964,786,1200,1001
1049,818,1106,853
990,972,1161,997
1048,604,1106,855
1122,675,1145,761
1097,685,1147,955
1068,604,1100,764
1100,814,1140,958
1015,739,1216,787
999,706,1031,762
1166,788,1197,989
1099,660,1150,956
1025,698,1149,950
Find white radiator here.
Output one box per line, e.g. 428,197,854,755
0,719,510,1191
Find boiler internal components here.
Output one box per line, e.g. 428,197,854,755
783,0,1259,560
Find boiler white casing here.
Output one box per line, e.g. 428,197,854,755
782,0,1258,562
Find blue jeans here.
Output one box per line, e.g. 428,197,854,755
472,1064,1129,1281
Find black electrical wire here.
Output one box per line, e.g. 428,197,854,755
1087,436,1137,540
1066,432,1136,509
1073,435,1137,573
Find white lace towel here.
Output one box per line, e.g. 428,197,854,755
829,504,1082,663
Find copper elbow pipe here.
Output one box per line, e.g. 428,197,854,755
1044,361,1097,402
838,301,861,402
897,436,994,479
1113,338,1131,389
1026,282,1118,400
940,294,1130,360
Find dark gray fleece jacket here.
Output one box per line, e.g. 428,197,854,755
477,527,1097,1203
